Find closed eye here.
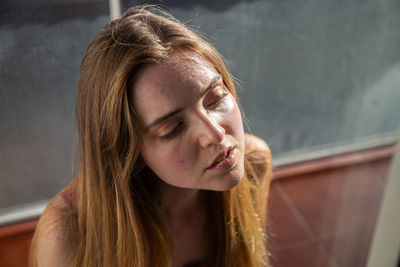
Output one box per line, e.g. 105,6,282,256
207,92,229,109
159,121,184,141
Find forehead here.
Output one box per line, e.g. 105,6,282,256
132,51,219,125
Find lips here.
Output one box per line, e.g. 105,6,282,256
207,146,237,171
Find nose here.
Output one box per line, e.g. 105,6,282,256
197,111,225,148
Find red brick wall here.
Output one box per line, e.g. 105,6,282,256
0,220,37,267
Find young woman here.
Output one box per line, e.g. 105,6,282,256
30,6,272,267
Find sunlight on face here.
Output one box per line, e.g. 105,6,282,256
133,50,245,191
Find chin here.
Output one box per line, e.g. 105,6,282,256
218,166,244,191
205,155,245,191
229,175,242,188
213,176,241,192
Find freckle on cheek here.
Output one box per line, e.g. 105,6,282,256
166,152,186,167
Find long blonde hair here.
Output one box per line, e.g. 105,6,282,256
71,6,271,266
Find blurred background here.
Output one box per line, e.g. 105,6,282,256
0,0,399,266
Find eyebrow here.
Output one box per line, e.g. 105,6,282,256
145,75,222,131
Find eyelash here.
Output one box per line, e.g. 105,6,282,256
159,121,184,141
159,92,229,142
207,92,228,108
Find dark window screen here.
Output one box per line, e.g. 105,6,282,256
124,0,400,155
0,0,109,210
1,0,400,211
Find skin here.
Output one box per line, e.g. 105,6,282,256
133,50,246,266
30,49,272,267
30,132,271,267
133,50,245,194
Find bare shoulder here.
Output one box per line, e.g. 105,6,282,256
244,133,273,181
30,182,78,267
245,133,271,155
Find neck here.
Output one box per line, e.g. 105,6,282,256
158,181,203,220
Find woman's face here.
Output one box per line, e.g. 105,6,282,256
133,50,245,191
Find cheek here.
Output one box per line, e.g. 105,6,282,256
164,150,191,172
225,98,244,134
231,105,243,128
142,137,196,184
232,108,244,136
